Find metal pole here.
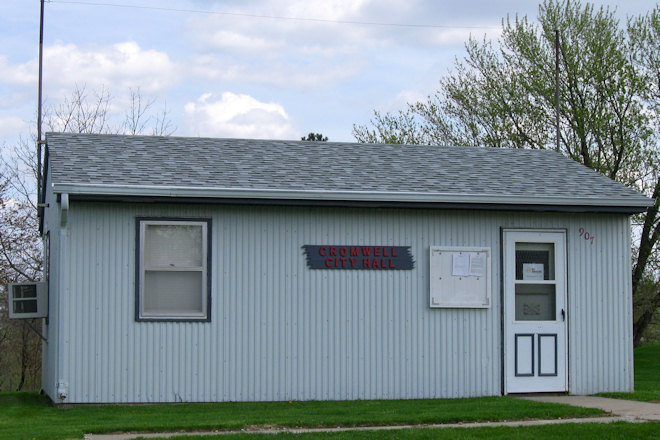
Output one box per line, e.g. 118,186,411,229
25,319,47,343
37,0,45,212
555,29,560,152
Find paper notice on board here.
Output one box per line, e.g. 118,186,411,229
469,253,487,276
452,253,470,276
523,263,544,280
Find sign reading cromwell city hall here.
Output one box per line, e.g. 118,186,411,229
303,245,415,270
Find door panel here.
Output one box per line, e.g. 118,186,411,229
504,230,567,394
514,334,534,376
538,334,558,376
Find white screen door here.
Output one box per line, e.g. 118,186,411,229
504,230,567,393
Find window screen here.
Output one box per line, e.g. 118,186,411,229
515,242,555,280
137,219,211,321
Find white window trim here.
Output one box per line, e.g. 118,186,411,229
137,219,210,321
8,282,49,319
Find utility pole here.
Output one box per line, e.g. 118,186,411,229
37,0,45,217
555,29,560,152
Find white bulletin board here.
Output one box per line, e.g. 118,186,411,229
429,246,491,308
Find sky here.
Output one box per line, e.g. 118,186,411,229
0,0,654,148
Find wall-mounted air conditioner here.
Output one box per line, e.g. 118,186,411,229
8,282,48,319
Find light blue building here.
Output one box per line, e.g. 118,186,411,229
38,132,652,403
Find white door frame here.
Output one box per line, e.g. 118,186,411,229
503,229,568,394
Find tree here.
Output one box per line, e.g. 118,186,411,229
0,176,13,391
0,176,42,391
354,1,659,345
45,84,176,136
0,84,174,391
301,132,328,142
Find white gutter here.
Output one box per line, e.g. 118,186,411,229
51,183,654,208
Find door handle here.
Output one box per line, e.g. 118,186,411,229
561,309,566,321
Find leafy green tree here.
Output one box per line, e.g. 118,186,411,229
354,1,659,345
301,132,328,142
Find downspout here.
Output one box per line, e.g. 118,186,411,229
57,192,68,401
60,193,69,227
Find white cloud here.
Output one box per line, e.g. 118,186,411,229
180,0,497,91
181,1,376,89
429,28,488,47
186,12,369,56
191,56,363,89
202,30,280,52
0,55,35,86
393,89,427,107
284,0,370,21
0,116,27,139
184,92,297,139
47,42,179,93
0,42,179,95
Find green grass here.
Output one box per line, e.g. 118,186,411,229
141,422,660,440
598,344,660,402
0,393,605,440
4,343,659,439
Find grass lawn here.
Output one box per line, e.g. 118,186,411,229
144,422,660,440
3,344,658,440
0,393,604,440
598,343,660,402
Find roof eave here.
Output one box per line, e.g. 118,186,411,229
51,183,653,213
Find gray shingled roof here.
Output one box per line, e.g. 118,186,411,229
45,132,652,212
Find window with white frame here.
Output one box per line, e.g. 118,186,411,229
137,218,211,321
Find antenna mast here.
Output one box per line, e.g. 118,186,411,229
37,0,45,217
555,29,560,152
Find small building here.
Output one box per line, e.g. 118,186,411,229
38,132,652,403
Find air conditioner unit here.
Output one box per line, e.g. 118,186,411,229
8,282,48,319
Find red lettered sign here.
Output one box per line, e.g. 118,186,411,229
302,245,414,270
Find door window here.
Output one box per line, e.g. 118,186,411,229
515,242,555,280
515,284,556,321
514,242,556,322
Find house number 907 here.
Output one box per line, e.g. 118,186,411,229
578,227,595,245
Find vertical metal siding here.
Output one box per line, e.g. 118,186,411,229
40,163,60,401
55,203,632,402
564,213,633,394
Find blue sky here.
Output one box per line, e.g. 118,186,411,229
0,0,653,147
